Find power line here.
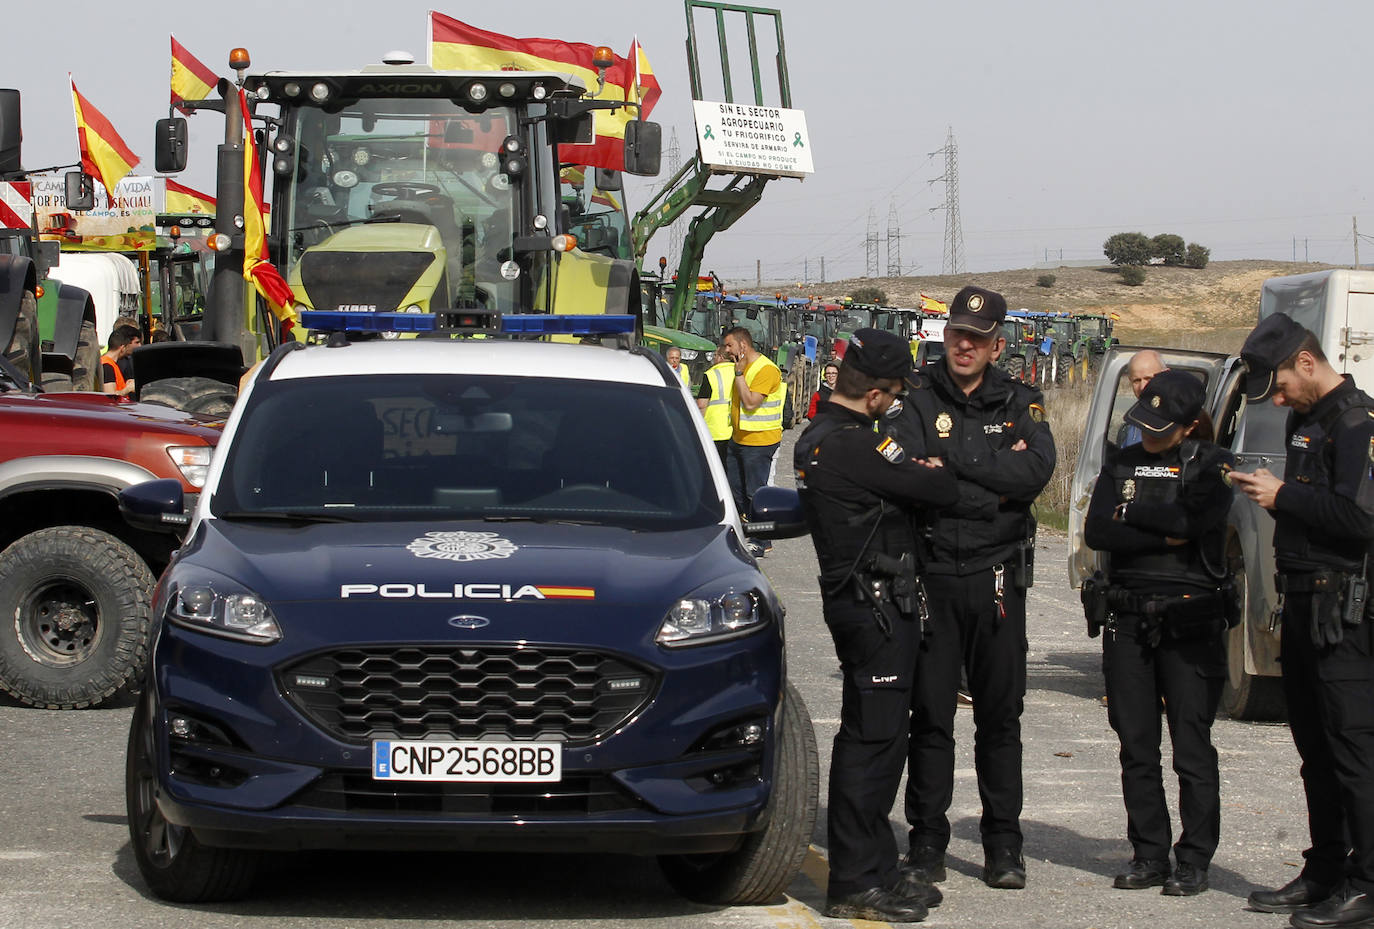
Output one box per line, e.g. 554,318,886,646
929,127,966,276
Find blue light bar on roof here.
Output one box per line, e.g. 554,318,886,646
500,315,636,335
299,310,437,332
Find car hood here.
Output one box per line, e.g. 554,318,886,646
0,390,224,438
180,519,755,611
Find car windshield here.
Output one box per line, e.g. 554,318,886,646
283,102,519,310
213,373,724,530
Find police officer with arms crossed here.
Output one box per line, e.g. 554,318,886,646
1230,314,1374,929
889,286,1056,890
794,328,958,922
1084,369,1234,896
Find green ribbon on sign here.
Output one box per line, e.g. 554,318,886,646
703,125,715,140
793,132,804,147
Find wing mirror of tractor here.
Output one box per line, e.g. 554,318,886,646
623,120,661,177
64,171,95,212
155,117,189,173
595,167,623,191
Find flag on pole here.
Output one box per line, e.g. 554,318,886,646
165,178,216,216
170,37,219,114
238,89,296,324
70,76,139,199
428,13,660,171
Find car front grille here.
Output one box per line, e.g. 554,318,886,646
291,772,639,814
278,645,657,745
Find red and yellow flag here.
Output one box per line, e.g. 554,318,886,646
238,90,296,324
428,13,660,172
170,37,219,115
70,76,139,199
165,178,215,216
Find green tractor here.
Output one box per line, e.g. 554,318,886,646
1075,312,1118,375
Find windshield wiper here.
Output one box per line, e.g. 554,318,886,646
217,510,360,524
483,515,603,526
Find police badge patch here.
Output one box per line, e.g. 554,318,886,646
876,436,906,464
1122,479,1136,500
935,411,953,437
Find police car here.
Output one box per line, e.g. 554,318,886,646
118,314,818,905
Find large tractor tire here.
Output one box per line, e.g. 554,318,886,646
126,692,261,901
0,526,153,709
1057,353,1076,387
659,681,820,905
4,290,40,384
1005,356,1026,383
40,320,101,392
141,376,238,416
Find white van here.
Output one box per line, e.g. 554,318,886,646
1070,269,1374,721
48,252,141,346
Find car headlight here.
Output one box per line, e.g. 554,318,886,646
166,445,213,488
168,581,282,644
656,589,765,646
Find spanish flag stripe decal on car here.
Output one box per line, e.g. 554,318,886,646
537,586,597,599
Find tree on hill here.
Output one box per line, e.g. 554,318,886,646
1103,232,1153,266
1119,265,1147,286
1185,243,1211,269
850,286,886,304
1151,233,1186,266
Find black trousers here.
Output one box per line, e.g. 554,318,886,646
906,568,1026,852
1102,615,1224,867
1281,599,1374,893
823,599,922,897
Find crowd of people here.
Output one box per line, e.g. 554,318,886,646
683,289,1374,927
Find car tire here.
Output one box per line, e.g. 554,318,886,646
4,289,40,383
0,526,153,709
658,681,820,905
126,692,261,901
141,376,237,416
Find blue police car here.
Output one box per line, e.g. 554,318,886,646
119,316,817,905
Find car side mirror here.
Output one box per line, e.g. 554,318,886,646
745,486,808,540
119,478,189,531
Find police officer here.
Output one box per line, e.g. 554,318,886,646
1084,369,1234,896
889,286,1056,890
795,328,958,923
1231,314,1374,928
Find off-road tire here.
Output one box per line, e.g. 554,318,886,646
71,319,100,391
1006,356,1026,383
126,692,261,901
1057,353,1076,387
0,526,153,709
141,376,238,416
4,290,40,383
1221,542,1286,721
659,681,820,905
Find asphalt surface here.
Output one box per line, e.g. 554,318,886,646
0,429,1311,929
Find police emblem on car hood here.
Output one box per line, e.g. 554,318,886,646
407,531,518,562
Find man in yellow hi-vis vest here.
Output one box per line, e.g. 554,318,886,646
697,345,735,463
722,326,785,556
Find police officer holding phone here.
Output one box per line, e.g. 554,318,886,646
1231,314,1374,929
1083,369,1234,897
794,328,958,922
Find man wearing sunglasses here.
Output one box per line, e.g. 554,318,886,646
889,286,1056,892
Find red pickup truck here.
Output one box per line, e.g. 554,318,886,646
0,357,222,708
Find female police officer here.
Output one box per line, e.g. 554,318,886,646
1083,368,1235,897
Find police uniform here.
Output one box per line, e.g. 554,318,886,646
1083,370,1234,895
887,286,1056,887
1241,314,1374,926
794,328,958,921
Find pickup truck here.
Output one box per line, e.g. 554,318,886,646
0,356,222,708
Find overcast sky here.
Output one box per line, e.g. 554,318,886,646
10,0,1374,290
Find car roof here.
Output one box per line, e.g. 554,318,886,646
266,339,669,387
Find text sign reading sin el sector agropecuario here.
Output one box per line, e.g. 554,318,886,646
692,101,814,179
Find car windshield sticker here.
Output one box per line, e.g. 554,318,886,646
407,531,518,562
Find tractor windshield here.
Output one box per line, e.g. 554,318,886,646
282,101,520,312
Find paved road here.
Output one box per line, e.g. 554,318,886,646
0,433,1310,929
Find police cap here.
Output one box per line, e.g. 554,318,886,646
1240,313,1310,403
844,328,911,379
946,286,1007,336
1124,368,1205,434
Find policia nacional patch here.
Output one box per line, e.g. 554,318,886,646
876,435,906,464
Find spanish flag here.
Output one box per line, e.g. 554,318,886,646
428,13,660,172
70,77,139,200
238,90,296,324
170,37,219,115
165,179,216,216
